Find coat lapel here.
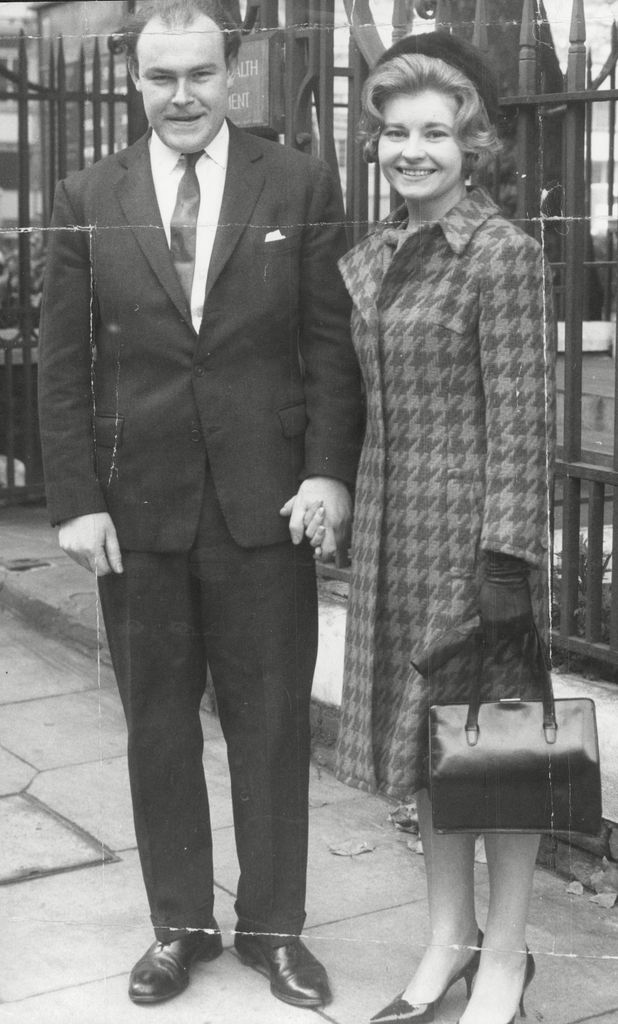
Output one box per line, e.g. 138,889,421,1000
205,121,265,301
116,135,191,325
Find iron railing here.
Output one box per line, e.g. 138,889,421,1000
0,0,616,670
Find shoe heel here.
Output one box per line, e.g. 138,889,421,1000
463,966,474,1000
235,938,263,968
518,950,535,1019
196,940,223,963
462,929,483,998
238,949,260,966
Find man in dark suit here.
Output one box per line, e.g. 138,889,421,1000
38,0,361,1009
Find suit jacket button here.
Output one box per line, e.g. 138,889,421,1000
194,364,204,376
191,428,201,443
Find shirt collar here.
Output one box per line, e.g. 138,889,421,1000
380,187,500,255
149,118,230,173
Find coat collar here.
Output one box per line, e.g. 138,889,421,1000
339,187,500,325
434,186,500,254
115,122,266,328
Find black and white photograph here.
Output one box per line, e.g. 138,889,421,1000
0,1,618,1021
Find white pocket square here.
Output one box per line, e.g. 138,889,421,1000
265,229,286,242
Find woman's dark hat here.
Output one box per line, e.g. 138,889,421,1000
375,31,500,125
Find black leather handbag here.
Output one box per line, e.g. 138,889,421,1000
429,637,602,835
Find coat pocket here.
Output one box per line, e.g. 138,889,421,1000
277,402,307,438
94,414,124,449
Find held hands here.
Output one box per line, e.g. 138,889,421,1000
280,477,352,564
479,551,533,656
58,512,123,576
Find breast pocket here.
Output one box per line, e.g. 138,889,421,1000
259,233,302,304
260,227,302,256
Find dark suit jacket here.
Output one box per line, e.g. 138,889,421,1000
38,121,362,551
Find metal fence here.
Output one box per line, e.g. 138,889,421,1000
0,17,146,502
0,0,617,669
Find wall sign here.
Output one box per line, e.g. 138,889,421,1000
227,31,284,134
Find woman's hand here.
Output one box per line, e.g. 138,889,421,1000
479,551,533,655
280,477,352,563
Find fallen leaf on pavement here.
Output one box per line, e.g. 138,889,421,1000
589,892,618,909
566,881,585,896
389,803,419,834
327,839,376,857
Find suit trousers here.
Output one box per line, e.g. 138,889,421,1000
98,470,318,945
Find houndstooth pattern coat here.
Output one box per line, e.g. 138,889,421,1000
334,188,556,799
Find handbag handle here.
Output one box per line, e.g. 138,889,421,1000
464,627,557,747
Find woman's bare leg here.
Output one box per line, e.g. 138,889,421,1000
400,789,480,1004
459,832,539,1024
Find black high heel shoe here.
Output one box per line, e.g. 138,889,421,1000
370,930,483,1024
456,947,536,1024
511,949,535,1023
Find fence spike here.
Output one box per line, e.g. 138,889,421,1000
93,38,102,162
434,0,452,33
519,0,537,95
392,0,412,42
45,38,56,219
586,46,593,92
473,0,488,53
567,0,586,91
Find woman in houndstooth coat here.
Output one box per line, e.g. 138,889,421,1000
329,34,555,1024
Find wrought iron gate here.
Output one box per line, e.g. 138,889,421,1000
0,0,616,670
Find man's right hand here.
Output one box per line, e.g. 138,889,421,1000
58,512,123,576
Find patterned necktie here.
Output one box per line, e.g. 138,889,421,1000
170,150,202,304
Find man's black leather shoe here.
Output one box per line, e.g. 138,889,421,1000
129,924,223,1004
234,932,332,1008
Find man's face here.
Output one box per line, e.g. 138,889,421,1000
130,13,236,153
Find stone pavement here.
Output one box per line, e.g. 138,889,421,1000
1,504,618,1024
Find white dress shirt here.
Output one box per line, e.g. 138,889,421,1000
149,120,229,332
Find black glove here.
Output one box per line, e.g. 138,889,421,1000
479,551,533,649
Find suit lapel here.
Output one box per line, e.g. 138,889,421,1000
116,136,191,325
205,121,265,301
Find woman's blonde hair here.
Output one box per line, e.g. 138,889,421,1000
360,53,501,172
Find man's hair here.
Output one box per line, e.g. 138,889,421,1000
360,53,501,172
120,0,242,71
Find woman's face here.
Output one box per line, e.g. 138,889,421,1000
377,89,466,222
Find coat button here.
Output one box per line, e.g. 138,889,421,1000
190,428,201,443
194,364,204,376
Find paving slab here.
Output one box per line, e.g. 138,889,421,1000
308,762,367,809
305,904,432,1024
28,756,136,852
0,688,127,769
0,850,167,1002
526,857,618,959
0,952,326,1024
210,795,429,934
0,793,111,885
0,745,36,794
28,746,237,851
